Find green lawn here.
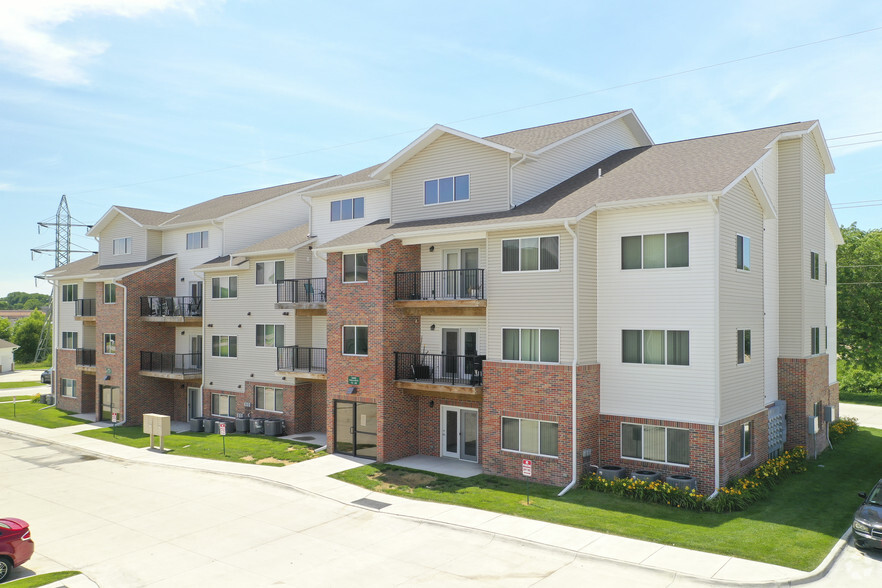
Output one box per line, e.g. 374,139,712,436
332,427,882,571
0,401,89,428
840,393,882,407
6,572,80,587
12,359,51,370
0,381,44,390
77,426,325,466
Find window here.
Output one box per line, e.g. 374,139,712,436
211,394,235,417
622,423,690,465
424,174,469,205
256,324,285,348
186,231,209,249
255,386,284,412
343,253,368,283
621,232,689,269
104,333,116,355
211,335,238,358
62,284,78,302
502,328,559,363
736,235,750,271
256,261,284,285
104,283,116,304
811,327,820,355
330,197,365,222
622,329,689,366
211,276,238,299
61,378,76,398
737,329,751,364
810,252,820,280
502,417,558,457
112,237,132,255
61,332,78,349
502,236,559,272
343,326,368,356
741,422,753,459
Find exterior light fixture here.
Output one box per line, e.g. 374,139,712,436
429,246,434,252
346,386,357,394
430,324,436,330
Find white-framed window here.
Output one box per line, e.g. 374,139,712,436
104,333,116,355
741,421,753,459
211,335,238,358
622,423,690,465
343,325,368,356
810,251,820,280
737,329,751,364
112,237,132,255
61,378,76,398
256,261,284,285
502,236,559,272
256,324,285,348
811,327,820,355
255,386,283,412
331,197,365,222
621,232,689,269
502,417,558,457
501,328,559,363
424,174,469,205
104,283,116,304
61,332,78,349
211,393,235,417
343,253,368,283
622,329,689,366
211,276,238,299
736,235,750,271
61,284,78,302
186,231,209,249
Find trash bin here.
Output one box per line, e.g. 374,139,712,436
250,418,265,435
234,417,250,433
264,419,281,436
189,418,203,432
202,418,214,433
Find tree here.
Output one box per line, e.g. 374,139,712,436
11,310,47,362
0,317,10,342
837,223,882,371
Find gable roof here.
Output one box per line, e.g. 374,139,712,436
39,253,177,282
300,164,384,196
485,110,642,152
0,338,19,350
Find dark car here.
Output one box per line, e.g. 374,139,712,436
40,370,51,384
853,479,882,550
0,518,34,582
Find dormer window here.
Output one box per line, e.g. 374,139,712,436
331,197,364,222
112,237,132,255
425,174,469,205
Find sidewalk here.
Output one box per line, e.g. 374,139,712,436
1,416,847,587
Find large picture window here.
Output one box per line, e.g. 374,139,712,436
256,261,284,285
343,325,368,356
255,386,284,412
211,335,238,358
186,231,209,250
331,197,365,222
622,329,689,366
502,328,559,363
256,324,284,348
621,232,689,269
502,236,559,272
425,174,469,205
502,417,558,457
343,253,368,283
211,393,235,417
211,276,238,299
622,423,690,465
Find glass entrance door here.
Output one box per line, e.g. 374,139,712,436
461,248,479,298
334,401,377,459
441,406,478,461
442,328,459,376
190,335,203,369
100,386,121,421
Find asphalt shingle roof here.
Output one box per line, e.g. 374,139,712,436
483,111,628,152
40,254,177,281
234,223,312,255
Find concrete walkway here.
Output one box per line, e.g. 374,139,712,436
0,416,852,587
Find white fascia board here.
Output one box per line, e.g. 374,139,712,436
314,241,384,254
87,206,141,237
399,231,488,246
531,110,653,155
370,124,518,179
768,123,835,174
826,195,845,246
592,192,718,213
41,271,100,282
233,238,317,258
721,161,777,220
83,255,179,282
299,178,387,198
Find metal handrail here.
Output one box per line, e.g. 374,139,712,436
75,348,96,367
74,298,96,317
140,296,202,317
394,351,484,386
276,278,327,303
140,351,202,374
394,269,484,300
277,346,328,373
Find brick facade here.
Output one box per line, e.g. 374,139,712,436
719,409,769,484
779,354,837,457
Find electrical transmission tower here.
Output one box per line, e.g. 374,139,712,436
31,195,96,362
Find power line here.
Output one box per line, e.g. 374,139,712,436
67,24,882,198
828,139,882,148
828,131,882,140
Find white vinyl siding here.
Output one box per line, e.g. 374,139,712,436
98,215,147,264
825,216,839,384
311,316,327,349
221,192,312,255
162,225,221,297
391,133,510,223
577,215,598,363
763,217,779,404
57,281,84,342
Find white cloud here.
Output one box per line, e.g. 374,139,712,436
0,0,210,85
0,183,13,191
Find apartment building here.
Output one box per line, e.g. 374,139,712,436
42,109,840,493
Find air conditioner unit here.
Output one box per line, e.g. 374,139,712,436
808,415,820,435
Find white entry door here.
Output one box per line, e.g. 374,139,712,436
441,406,479,462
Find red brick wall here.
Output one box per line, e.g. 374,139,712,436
779,354,836,456
310,382,327,432
417,396,482,458
55,349,82,413
719,409,769,484
245,379,317,434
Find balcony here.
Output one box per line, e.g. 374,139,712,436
276,346,327,380
140,296,202,324
394,270,486,316
75,348,96,373
394,351,484,399
74,299,96,321
276,278,327,315
139,351,202,381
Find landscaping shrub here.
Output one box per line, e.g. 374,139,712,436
830,417,859,443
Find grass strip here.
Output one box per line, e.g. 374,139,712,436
0,381,44,390
0,401,89,428
7,571,80,587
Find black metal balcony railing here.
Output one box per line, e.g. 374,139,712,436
74,298,96,317
277,346,327,373
140,351,202,374
140,296,202,317
394,352,485,387
76,348,96,367
395,269,484,301
277,278,327,304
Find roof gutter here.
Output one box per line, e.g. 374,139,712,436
559,219,579,496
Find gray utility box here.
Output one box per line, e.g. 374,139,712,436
807,415,820,435
824,405,837,422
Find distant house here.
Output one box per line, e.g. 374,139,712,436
0,310,33,325
0,339,19,373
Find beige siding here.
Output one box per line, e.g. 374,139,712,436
391,134,510,224
163,225,222,297
802,137,827,355
311,316,327,349
418,317,486,355
146,230,163,259
777,139,804,356
763,218,779,404
597,202,717,424
513,118,642,205
825,216,838,384
419,240,486,272
57,279,84,344
98,215,148,265
719,179,765,422
223,193,311,255
486,227,574,364
759,143,779,211
577,215,598,364
294,247,313,279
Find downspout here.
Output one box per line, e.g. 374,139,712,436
112,280,128,426
509,153,528,209
559,219,579,496
197,270,206,418
44,279,60,409
211,219,224,256
708,194,721,498
300,194,313,237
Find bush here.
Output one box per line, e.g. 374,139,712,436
830,417,859,443
839,363,882,397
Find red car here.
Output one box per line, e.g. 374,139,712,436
0,518,34,583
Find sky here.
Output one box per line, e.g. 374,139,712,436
1,0,881,296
